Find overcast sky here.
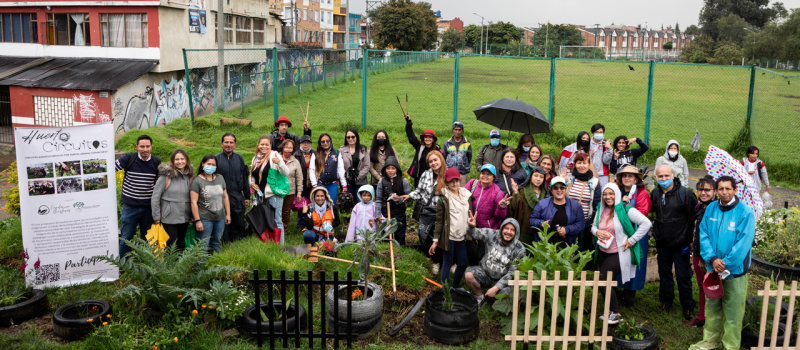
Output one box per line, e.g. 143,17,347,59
346,0,800,29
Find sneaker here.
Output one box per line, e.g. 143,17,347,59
431,263,440,274
683,307,695,321
600,312,621,325
475,295,486,308
684,318,705,327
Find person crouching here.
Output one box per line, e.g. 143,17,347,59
465,217,526,307
301,186,341,244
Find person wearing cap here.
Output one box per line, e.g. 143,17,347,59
529,176,586,246
475,129,508,171
614,165,653,307
269,115,311,151
294,134,316,203
557,131,591,173
464,164,509,265
430,168,472,287
404,114,440,187
591,183,652,324
690,176,755,350
509,166,549,245
443,121,472,185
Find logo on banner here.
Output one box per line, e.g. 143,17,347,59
19,128,108,153
73,202,84,213
37,205,50,215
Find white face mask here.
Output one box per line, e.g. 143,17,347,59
668,151,678,157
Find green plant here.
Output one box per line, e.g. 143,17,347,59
441,280,453,311
89,306,202,349
615,317,646,340
492,224,594,334
0,161,20,217
0,267,27,307
335,218,399,299
204,280,254,328
97,238,243,313
754,208,800,267
0,218,23,263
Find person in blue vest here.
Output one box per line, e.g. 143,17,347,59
689,176,756,350
115,134,161,260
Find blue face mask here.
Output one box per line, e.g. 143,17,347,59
490,138,500,147
593,133,604,141
657,178,673,188
522,146,530,152
203,165,216,175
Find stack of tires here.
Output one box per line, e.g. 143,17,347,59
326,281,383,340
741,296,796,348
423,289,479,345
238,300,307,338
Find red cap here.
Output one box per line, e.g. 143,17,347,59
703,272,724,300
275,116,292,127
445,168,461,182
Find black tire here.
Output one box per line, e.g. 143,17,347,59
741,322,795,348
388,293,428,336
52,299,112,340
747,296,793,320
326,282,382,322
0,289,49,327
326,312,382,340
610,324,658,350
425,289,479,328
238,300,307,338
423,314,479,345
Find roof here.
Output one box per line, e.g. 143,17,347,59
0,57,156,92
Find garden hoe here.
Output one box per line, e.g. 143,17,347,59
387,200,398,305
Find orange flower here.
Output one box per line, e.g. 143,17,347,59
102,322,108,326
106,314,112,318
351,289,363,300
152,346,158,350
191,309,198,315
201,305,207,308
174,337,178,343
177,294,183,298
86,318,94,322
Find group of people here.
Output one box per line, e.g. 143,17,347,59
28,180,55,195
115,116,768,349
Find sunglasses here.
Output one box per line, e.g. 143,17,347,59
698,188,714,193
551,185,566,191
320,140,331,144
346,135,356,139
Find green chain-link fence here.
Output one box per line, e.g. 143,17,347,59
751,69,799,163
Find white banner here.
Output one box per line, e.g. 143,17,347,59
15,123,119,288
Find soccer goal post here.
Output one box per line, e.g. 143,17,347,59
559,46,607,59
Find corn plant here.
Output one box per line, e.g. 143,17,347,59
335,218,399,299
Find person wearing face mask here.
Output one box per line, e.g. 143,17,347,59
465,216,526,308
651,164,698,320
609,135,649,175
404,114,440,187
509,166,550,245
689,176,755,350
655,140,689,187
151,149,194,250
346,185,377,242
368,130,397,186
443,121,473,186
278,140,304,231
250,135,290,244
190,155,231,254
515,134,535,164
376,156,411,245
476,129,508,171
301,186,341,244
685,176,717,328
614,165,652,307
591,183,652,324
588,124,614,187
557,131,591,172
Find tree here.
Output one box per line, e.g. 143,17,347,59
713,41,744,64
463,24,482,47
529,23,581,57
680,35,715,62
663,41,674,50
743,8,800,60
439,28,466,52
485,21,522,45
684,24,700,35
699,0,782,39
715,13,752,45
675,22,681,35
372,0,438,51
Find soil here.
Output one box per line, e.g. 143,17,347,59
0,315,68,345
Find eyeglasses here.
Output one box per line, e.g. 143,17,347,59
698,188,714,193
320,140,331,144
551,186,566,191
346,135,356,139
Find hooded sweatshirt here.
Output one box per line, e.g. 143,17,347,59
591,183,652,284
699,195,755,278
151,162,194,224
376,156,411,218
347,185,377,242
301,186,341,236
465,179,507,229
655,140,689,186
467,218,527,291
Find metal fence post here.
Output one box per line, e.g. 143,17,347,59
548,58,556,124
746,65,756,125
361,48,368,129
644,61,655,144
272,47,279,122
182,49,196,125
240,70,244,115
262,56,268,107
452,52,460,122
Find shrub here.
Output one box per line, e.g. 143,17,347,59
754,208,800,267
0,161,20,217
691,51,708,64
0,218,22,263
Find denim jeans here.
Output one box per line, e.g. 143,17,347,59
322,183,338,205
441,240,468,287
266,195,284,245
119,204,153,259
198,218,226,253
303,230,332,244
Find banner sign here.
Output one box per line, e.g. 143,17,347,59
15,123,119,288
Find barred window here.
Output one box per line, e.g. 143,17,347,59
224,14,233,43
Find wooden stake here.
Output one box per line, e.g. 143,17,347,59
387,201,398,300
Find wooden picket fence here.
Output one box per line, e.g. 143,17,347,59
752,280,800,350
506,270,616,350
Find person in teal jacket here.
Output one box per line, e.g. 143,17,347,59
690,176,755,350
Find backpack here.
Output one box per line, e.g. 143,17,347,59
653,184,691,216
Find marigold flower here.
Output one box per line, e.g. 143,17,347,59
152,346,158,350
177,294,183,298
174,337,178,343
106,314,112,318
86,318,93,322
191,309,198,315
102,322,108,326
201,305,207,308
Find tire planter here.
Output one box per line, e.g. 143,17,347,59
326,281,383,322
326,311,382,340
610,324,659,350
0,289,49,327
741,322,796,348
752,254,800,282
747,296,793,321
52,299,112,340
238,300,307,338
423,289,479,345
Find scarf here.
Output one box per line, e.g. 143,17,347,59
593,202,641,266
314,200,328,219
625,185,638,207
522,182,546,209
253,152,267,169
572,167,593,182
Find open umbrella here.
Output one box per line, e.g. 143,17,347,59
703,145,763,220
473,98,549,143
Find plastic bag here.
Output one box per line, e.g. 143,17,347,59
145,223,170,251
266,169,290,197
185,223,196,248
761,191,773,209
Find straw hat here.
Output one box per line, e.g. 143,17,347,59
615,165,643,182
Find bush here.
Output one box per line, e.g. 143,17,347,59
691,51,708,64
0,162,20,217
754,208,800,267
0,218,22,264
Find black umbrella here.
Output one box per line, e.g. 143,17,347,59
473,98,550,143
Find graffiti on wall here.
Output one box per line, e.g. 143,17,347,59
73,94,98,123
113,76,189,133
114,86,154,133
189,68,216,116
277,50,324,87
153,77,189,126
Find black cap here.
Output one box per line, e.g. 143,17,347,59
298,135,312,143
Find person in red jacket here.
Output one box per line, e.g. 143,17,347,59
614,165,652,306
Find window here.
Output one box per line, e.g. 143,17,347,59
100,13,148,48
0,13,38,43
253,18,264,44
46,13,90,45
320,11,324,22
236,16,251,44
327,31,331,42
302,9,306,21
224,15,233,43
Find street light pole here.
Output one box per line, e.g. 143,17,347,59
474,13,484,54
